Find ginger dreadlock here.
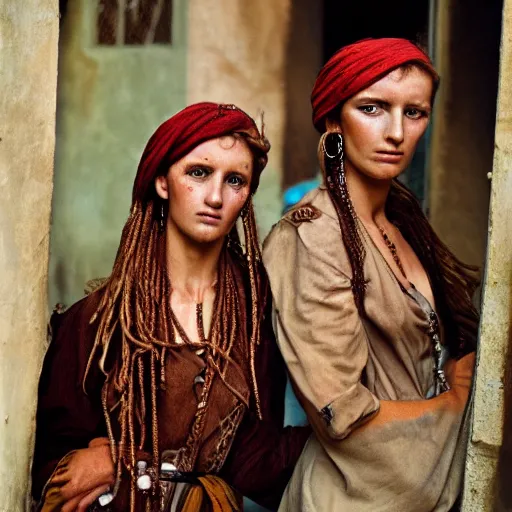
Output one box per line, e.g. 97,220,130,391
84,125,269,509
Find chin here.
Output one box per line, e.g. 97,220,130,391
187,227,227,246
363,165,406,181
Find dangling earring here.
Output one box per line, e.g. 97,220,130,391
323,132,354,215
322,132,366,313
159,202,166,233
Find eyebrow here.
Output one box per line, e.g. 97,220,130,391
184,161,252,175
184,161,215,172
355,95,431,110
356,96,390,105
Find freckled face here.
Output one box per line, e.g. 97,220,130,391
155,136,253,245
338,66,433,181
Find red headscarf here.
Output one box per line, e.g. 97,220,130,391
133,102,269,202
311,38,439,132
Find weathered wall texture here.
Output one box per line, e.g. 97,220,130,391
428,1,502,267
0,1,59,509
49,0,187,307
461,1,511,510
187,0,291,237
282,0,322,189
497,331,512,510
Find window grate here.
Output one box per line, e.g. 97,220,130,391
97,0,173,45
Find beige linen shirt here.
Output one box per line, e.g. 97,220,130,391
263,186,470,512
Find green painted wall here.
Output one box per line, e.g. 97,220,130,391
49,0,188,307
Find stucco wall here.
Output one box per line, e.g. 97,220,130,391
49,0,188,307
282,0,322,189
461,1,511,510
0,1,59,509
187,0,291,237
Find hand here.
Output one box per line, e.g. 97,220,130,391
61,484,112,512
445,352,476,407
51,437,115,510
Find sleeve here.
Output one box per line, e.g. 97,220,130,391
219,292,311,511
263,219,380,441
31,297,107,501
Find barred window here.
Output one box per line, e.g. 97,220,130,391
97,0,173,45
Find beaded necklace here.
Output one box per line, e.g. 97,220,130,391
377,225,450,395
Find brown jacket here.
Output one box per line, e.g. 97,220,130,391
32,264,310,511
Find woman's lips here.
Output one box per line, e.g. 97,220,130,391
197,212,222,225
374,151,404,163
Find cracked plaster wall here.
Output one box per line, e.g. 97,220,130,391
461,0,512,509
0,1,59,509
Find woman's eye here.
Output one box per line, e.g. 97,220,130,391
227,175,246,187
405,108,426,120
359,105,379,115
187,167,208,178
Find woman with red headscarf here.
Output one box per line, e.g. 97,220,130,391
264,39,479,511
32,102,310,512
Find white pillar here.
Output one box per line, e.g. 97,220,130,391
462,2,512,509
0,1,59,509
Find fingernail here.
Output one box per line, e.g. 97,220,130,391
98,492,114,506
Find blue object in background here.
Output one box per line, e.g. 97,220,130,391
282,177,321,213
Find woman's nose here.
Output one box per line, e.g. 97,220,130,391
385,111,405,146
205,178,223,209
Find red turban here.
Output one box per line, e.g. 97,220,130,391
133,102,269,202
311,38,438,132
